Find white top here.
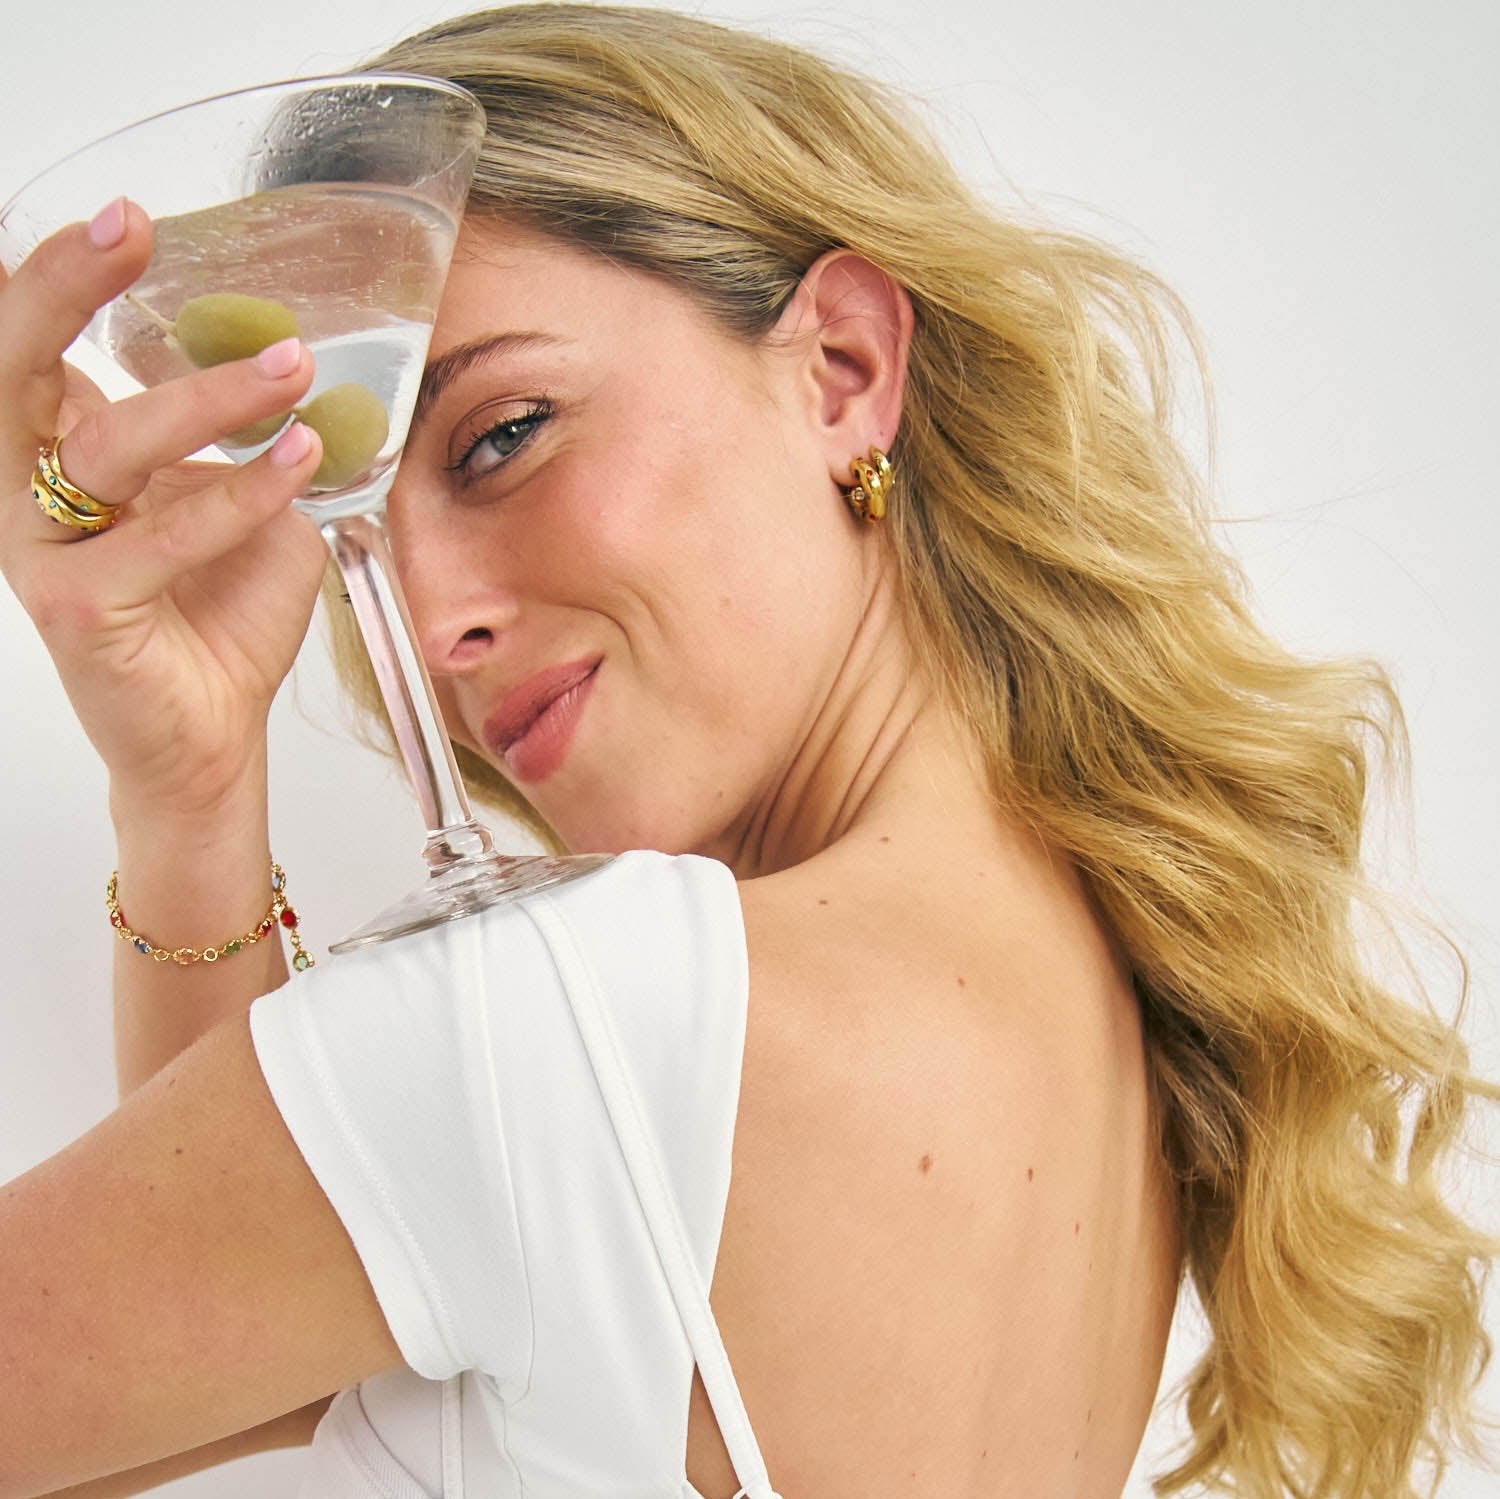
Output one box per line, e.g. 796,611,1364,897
249,850,779,1499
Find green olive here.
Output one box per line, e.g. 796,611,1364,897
298,383,389,489
174,293,300,369
219,412,293,450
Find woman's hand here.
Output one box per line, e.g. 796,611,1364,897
0,199,330,818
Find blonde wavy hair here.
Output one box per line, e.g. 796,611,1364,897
323,6,1497,1493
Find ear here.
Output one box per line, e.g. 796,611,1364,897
773,250,914,485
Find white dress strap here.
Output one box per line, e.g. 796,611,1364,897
528,895,782,1499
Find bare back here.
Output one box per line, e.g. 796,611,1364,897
686,814,1180,1498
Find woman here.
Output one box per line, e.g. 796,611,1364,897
0,5,1492,1497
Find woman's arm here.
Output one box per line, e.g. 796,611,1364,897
36,1397,332,1499
0,210,329,1100
0,1013,401,1499
109,786,286,1098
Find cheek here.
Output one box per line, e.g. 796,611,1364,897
513,370,779,622
573,437,796,675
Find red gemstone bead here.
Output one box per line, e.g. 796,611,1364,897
110,911,124,928
280,907,298,929
258,919,274,936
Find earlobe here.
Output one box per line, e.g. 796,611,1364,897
785,249,914,472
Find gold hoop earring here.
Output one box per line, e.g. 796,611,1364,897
845,447,892,524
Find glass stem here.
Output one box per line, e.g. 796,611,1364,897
321,509,496,876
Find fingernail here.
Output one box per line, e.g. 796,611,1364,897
87,198,127,250
269,422,313,468
255,336,303,378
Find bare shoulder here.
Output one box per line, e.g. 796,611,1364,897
728,840,1147,1172
685,845,1179,1498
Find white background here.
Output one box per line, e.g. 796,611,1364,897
1,1,1496,1494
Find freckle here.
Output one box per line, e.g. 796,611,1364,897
1026,1167,1034,1182
919,1153,932,1174
1086,1409,1092,1424
1074,1221,1080,1235
817,897,829,906
148,1184,155,1192
174,1147,183,1156
41,1286,50,1296
981,1450,987,1460
879,835,890,844
1073,1449,1080,1461
956,975,966,988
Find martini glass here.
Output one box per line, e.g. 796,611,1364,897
0,76,612,953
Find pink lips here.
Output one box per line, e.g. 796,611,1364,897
483,656,601,783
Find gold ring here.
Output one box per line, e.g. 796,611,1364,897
31,435,118,534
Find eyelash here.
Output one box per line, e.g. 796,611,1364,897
449,400,553,482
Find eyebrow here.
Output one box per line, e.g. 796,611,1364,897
412,332,565,425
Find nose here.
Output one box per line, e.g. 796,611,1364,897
384,493,518,679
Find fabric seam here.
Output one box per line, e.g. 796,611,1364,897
286,993,469,1375
462,914,538,1404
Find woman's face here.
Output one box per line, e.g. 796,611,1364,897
389,218,877,859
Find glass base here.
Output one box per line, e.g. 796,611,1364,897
329,851,615,954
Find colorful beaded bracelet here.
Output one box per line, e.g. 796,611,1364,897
106,861,315,972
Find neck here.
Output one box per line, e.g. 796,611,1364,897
701,587,994,880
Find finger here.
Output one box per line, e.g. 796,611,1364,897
51,338,315,509
0,199,153,445
0,199,151,381
49,423,325,601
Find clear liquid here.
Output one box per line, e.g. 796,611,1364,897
241,322,430,518
94,182,457,514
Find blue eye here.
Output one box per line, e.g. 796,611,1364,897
454,403,550,480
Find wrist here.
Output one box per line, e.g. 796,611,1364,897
107,749,270,846
107,759,281,957
107,859,314,974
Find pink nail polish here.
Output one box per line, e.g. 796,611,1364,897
255,337,302,378
87,198,127,250
269,423,313,468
